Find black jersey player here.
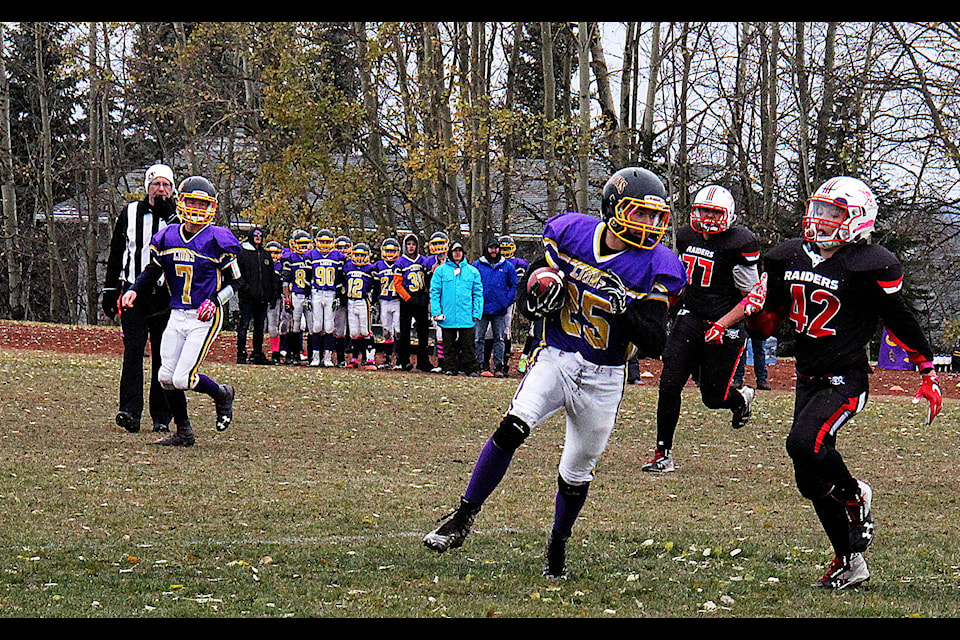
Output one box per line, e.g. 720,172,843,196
642,185,764,473
748,176,942,589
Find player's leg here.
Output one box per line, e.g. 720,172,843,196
154,311,194,446
645,314,700,472
697,323,753,429
786,374,872,588
170,307,234,435
424,347,566,553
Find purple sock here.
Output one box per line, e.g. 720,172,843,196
463,437,514,505
553,488,588,538
194,373,220,398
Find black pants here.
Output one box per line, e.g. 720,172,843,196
785,370,869,556
237,299,268,357
441,326,479,375
655,311,747,450
118,290,171,427
398,299,431,369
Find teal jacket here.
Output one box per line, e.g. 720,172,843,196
430,258,484,329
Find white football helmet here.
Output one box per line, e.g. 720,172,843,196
691,185,736,234
803,177,878,249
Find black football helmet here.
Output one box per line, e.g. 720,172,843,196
176,176,218,226
600,167,671,250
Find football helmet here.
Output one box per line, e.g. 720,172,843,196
290,229,313,253
691,184,736,234
381,237,400,262
803,176,878,249
176,176,218,226
336,235,353,253
428,231,449,256
351,242,371,266
315,229,336,253
601,167,671,250
265,240,283,262
499,235,517,259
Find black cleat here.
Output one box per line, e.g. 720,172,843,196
116,411,140,433
215,385,235,432
732,386,755,430
543,530,570,579
152,423,195,447
423,498,481,552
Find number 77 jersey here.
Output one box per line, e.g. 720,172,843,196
762,238,933,377
541,212,686,367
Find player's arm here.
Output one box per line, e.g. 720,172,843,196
705,263,761,343
622,294,670,359
122,260,164,308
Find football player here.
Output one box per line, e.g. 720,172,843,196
423,167,687,577
304,229,347,367
282,229,314,365
333,235,354,366
641,184,762,474
372,238,402,369
426,231,450,373
393,233,433,372
500,234,529,376
121,176,240,446
747,176,943,589
264,240,289,364
343,242,380,369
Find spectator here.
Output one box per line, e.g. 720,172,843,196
473,237,518,377
101,163,176,435
236,226,280,365
430,241,484,377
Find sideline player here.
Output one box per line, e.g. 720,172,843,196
426,231,450,373
747,176,943,589
121,176,240,446
641,185,762,473
282,229,313,365
264,240,289,364
342,242,379,368
373,238,402,369
500,234,529,376
305,229,346,367
394,233,433,372
423,167,687,577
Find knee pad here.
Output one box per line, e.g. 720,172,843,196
492,414,531,453
557,474,589,498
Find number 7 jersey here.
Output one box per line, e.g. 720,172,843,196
148,223,241,310
763,238,933,377
542,212,686,366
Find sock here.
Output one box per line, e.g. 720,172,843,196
193,373,220,398
553,484,589,539
463,437,514,505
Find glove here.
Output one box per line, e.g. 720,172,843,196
283,298,293,312
102,288,120,319
704,321,725,344
197,299,217,322
599,272,627,315
740,273,767,316
526,281,565,317
913,373,943,425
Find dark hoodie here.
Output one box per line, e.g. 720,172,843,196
238,227,280,304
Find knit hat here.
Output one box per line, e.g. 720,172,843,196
144,164,175,191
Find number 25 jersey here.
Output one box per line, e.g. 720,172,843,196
763,238,932,377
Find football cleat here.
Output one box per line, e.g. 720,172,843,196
423,498,481,553
641,448,675,473
732,386,755,430
845,480,874,553
153,423,195,447
116,411,140,433
543,530,570,579
214,384,235,432
814,553,870,589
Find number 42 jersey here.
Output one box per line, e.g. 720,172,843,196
763,238,933,377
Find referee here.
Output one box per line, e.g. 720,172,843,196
101,164,177,434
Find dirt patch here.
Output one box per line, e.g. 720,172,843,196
1,319,957,401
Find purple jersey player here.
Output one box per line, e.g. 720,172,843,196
122,176,240,447
423,167,686,578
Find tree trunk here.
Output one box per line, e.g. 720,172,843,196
640,22,661,164
542,22,558,219
576,22,590,213
0,23,23,319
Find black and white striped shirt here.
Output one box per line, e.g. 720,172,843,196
104,199,175,291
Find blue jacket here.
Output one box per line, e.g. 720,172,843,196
472,256,517,316
430,258,484,329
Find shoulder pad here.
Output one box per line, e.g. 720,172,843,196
838,243,901,273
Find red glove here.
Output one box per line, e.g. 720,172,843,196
739,272,767,316
197,299,217,322
704,322,725,344
913,374,942,425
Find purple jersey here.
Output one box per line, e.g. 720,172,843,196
507,256,530,283
395,253,431,296
304,248,346,291
541,212,686,366
149,223,241,310
372,259,399,301
344,261,376,300
281,250,311,295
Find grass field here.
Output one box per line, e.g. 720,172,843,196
1,346,959,618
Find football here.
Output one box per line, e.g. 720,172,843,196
526,266,564,296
